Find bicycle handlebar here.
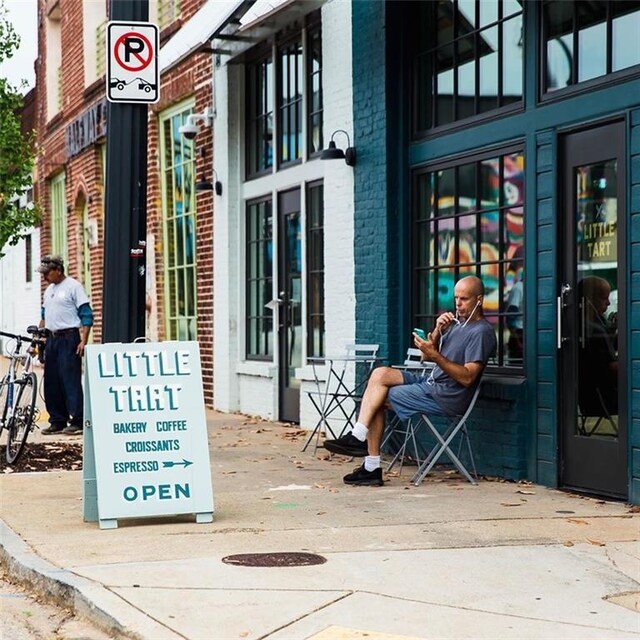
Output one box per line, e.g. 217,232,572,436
0,327,48,344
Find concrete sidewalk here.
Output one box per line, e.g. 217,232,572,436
1,410,639,640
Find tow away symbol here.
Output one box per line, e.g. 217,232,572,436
162,459,193,468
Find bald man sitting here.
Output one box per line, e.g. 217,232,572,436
324,276,497,486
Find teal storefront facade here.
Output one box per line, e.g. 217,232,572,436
351,0,640,502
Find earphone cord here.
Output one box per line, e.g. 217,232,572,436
427,299,481,386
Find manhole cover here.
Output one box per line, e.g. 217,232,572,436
221,552,326,567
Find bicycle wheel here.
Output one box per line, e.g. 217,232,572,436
0,375,9,439
6,372,37,464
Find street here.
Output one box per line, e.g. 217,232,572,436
0,570,116,640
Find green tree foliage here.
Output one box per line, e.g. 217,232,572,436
0,1,39,256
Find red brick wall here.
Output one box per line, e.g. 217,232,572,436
36,0,215,405
149,50,215,405
35,0,108,342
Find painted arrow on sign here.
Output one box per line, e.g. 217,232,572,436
163,459,194,468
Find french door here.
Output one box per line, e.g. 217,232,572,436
558,121,627,498
277,189,302,422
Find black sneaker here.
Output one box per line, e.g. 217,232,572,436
323,432,368,457
61,424,83,435
42,424,65,435
343,464,384,486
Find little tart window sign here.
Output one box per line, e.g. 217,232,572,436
106,21,159,104
83,341,214,529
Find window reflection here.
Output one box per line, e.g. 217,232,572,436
246,56,274,177
278,39,303,165
544,0,640,93
413,0,523,133
306,183,325,359
246,199,274,359
162,107,197,342
613,5,640,71
413,151,525,368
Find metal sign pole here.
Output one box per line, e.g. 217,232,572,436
102,0,149,343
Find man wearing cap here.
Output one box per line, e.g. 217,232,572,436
38,256,93,435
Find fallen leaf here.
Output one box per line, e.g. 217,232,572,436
500,503,522,507
563,541,574,547
567,518,590,525
516,489,536,495
587,539,605,546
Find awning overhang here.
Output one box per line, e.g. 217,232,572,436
159,0,257,73
210,0,326,61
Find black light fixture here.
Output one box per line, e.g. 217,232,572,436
195,147,223,195
195,174,213,192
320,129,356,166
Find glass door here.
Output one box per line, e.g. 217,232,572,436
277,189,302,423
559,122,627,498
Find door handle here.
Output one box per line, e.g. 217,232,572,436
557,283,572,349
557,296,563,349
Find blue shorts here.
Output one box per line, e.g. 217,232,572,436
387,371,447,420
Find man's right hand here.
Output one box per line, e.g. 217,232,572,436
434,312,457,334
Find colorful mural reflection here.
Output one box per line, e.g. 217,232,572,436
414,151,525,367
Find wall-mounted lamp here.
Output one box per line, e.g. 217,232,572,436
178,106,214,140
195,169,222,196
320,129,356,166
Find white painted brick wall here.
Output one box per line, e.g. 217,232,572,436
213,0,357,429
0,228,42,351
321,0,355,357
213,59,239,413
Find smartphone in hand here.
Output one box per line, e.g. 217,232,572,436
413,328,426,340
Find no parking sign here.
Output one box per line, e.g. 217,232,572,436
107,21,159,104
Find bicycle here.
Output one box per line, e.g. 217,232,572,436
0,326,48,464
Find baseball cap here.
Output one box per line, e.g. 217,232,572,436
37,255,64,273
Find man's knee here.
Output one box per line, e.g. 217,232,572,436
369,366,403,386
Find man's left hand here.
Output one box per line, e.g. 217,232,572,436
414,334,438,361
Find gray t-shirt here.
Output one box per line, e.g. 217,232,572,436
429,318,497,415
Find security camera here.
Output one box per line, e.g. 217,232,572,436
178,122,200,140
178,106,214,140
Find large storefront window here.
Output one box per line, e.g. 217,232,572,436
278,37,303,165
49,172,68,265
413,0,523,134
246,53,274,177
543,0,640,93
306,181,324,359
245,14,322,177
412,149,525,368
160,106,197,341
307,23,323,156
246,198,274,360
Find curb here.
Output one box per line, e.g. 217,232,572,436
0,519,181,640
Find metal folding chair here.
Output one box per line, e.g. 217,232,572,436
382,348,432,473
578,387,618,437
410,383,482,486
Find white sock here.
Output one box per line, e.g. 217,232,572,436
364,455,380,472
351,422,368,442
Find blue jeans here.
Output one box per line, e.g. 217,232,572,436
44,331,83,428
